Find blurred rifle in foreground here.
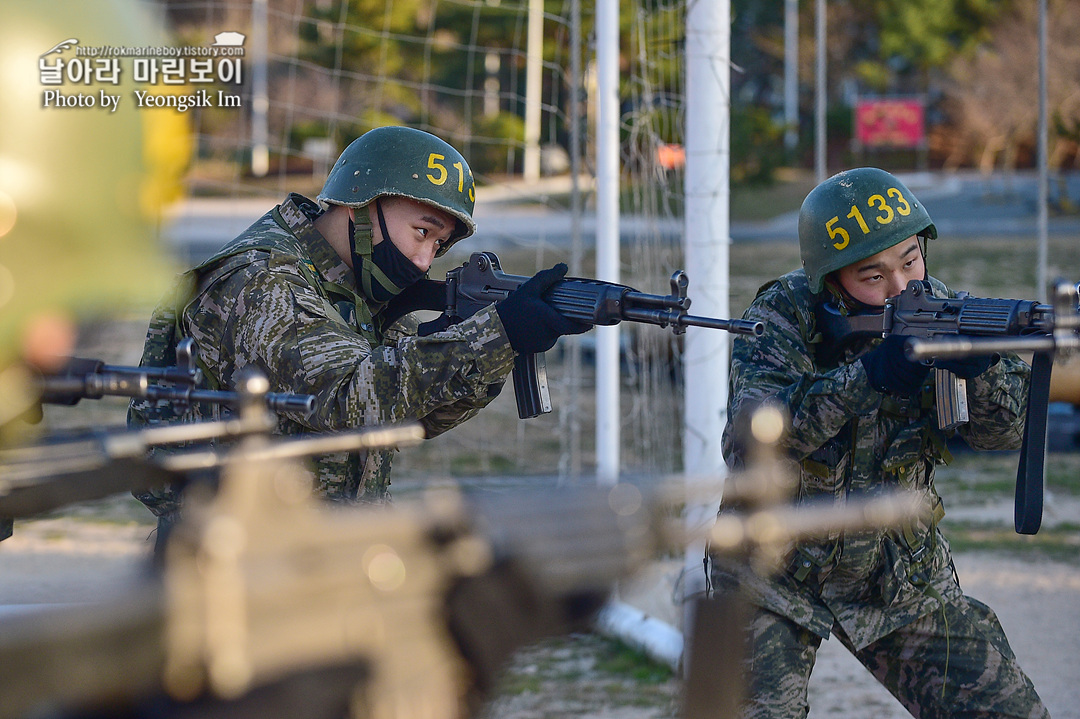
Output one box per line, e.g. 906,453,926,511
36,337,315,416
384,251,764,419
0,401,927,719
0,344,315,538
901,280,1080,535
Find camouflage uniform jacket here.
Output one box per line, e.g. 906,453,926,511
716,269,1030,650
130,193,514,505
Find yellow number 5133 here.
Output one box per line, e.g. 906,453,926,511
825,187,913,250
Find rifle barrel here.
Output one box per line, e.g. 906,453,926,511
162,423,425,472
176,389,316,416
906,335,1062,361
678,314,765,336
617,307,764,336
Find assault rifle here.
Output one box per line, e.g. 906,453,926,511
904,279,1080,536
819,278,1080,535
901,280,1080,361
816,278,1054,347
0,369,347,524
817,278,1055,430
1,343,314,539
36,338,316,416
384,251,764,419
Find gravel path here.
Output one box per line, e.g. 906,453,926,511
807,553,1080,719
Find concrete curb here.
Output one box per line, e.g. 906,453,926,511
594,599,684,673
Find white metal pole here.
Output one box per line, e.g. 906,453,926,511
682,0,731,654
596,0,622,487
815,0,826,183
1036,0,1048,302
251,0,269,177
523,0,543,182
784,0,799,151
566,0,584,477
595,0,621,485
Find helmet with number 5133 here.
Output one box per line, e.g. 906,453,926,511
318,126,476,257
798,167,937,293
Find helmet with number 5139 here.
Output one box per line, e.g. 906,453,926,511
798,167,937,293
318,126,476,257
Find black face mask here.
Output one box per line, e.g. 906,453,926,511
368,233,425,302
349,200,425,304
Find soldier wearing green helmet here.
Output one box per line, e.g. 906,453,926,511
798,167,937,295
319,126,478,248
710,169,1046,717
130,126,588,535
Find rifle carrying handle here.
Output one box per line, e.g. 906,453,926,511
512,353,552,419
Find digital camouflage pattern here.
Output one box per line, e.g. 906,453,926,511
130,194,514,512
712,268,1048,717
739,602,1049,719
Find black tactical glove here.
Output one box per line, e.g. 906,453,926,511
935,353,999,379
495,264,591,355
859,334,932,397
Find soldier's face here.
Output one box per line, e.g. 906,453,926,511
834,236,925,307
372,196,456,272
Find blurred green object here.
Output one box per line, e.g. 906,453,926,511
0,0,185,369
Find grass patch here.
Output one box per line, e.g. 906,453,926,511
494,673,543,696
1046,454,1080,493
935,450,1080,508
38,494,156,526
449,453,517,475
594,638,675,684
935,451,1021,501
484,633,678,716
942,522,1080,562
730,174,818,221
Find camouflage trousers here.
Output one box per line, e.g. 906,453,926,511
740,599,1049,719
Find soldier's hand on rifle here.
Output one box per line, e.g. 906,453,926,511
860,334,932,397
496,263,591,354
935,353,999,379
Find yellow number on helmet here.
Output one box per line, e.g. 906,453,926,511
426,153,448,186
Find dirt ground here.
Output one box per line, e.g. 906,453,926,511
1,511,1077,719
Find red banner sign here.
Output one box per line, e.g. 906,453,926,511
854,99,925,149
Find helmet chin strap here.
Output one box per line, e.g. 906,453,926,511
822,276,877,314
350,200,424,306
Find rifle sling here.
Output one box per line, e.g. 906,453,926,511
1015,351,1052,535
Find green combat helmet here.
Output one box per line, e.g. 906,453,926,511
798,167,937,293
318,126,477,257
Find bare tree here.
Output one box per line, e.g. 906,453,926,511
942,0,1080,177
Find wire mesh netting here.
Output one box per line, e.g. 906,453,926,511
140,0,691,481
